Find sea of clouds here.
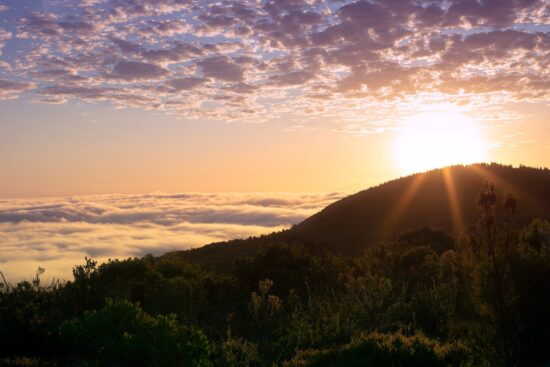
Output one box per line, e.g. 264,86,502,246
0,192,343,282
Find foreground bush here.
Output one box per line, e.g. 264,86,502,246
59,299,211,367
285,332,470,367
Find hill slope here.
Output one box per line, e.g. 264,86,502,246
166,163,550,270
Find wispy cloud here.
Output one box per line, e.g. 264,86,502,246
0,192,342,282
0,0,546,127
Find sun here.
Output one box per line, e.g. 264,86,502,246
393,111,487,175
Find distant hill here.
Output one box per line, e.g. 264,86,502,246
165,163,550,271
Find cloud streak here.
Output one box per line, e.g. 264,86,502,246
0,192,342,282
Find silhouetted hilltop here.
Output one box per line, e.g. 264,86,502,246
166,163,550,270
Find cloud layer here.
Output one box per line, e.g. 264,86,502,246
0,192,342,282
0,0,547,125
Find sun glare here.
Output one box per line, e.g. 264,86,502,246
393,111,487,175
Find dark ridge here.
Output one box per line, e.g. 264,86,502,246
164,163,550,271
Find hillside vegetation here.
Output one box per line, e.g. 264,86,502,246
1,164,550,366
168,164,550,270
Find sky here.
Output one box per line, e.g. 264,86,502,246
0,0,549,279
0,0,548,197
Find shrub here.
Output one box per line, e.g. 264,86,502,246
285,331,470,367
59,299,211,367
214,336,261,367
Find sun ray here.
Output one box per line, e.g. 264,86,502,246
442,167,465,234
378,173,426,241
471,164,544,216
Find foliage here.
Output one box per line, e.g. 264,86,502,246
59,299,211,367
285,331,470,367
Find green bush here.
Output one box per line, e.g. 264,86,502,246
285,331,470,367
59,299,211,367
213,335,261,367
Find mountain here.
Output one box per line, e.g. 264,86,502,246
165,163,550,270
